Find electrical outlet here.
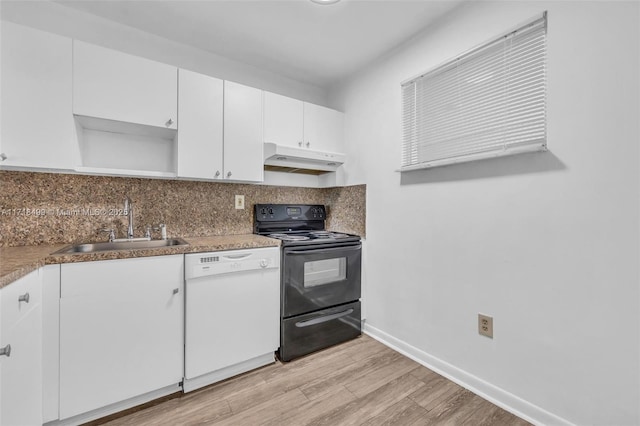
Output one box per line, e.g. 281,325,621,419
478,314,493,338
235,195,245,210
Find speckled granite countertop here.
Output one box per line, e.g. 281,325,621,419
0,235,280,289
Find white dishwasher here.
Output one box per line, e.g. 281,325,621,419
183,247,280,393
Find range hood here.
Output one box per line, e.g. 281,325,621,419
263,142,345,173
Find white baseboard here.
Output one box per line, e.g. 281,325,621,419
183,352,276,393
47,384,180,426
364,324,573,426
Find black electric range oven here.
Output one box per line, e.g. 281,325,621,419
254,204,362,362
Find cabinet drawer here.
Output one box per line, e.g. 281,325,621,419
1,270,41,326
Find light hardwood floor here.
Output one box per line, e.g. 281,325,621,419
99,335,530,425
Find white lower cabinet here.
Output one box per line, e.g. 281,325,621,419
184,247,280,392
1,248,280,423
0,269,43,426
59,256,183,422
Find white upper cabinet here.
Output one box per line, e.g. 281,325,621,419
223,81,264,182
73,41,178,129
0,22,79,170
263,91,344,154
263,91,304,148
303,102,344,154
178,74,263,182
177,69,224,180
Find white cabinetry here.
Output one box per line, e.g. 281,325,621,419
59,256,183,421
42,265,61,424
263,91,344,153
303,102,344,154
73,41,177,129
223,81,264,182
263,92,304,148
0,22,78,170
184,247,280,392
177,69,224,180
72,41,179,177
178,74,263,182
0,269,43,426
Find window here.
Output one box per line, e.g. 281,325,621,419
401,13,547,171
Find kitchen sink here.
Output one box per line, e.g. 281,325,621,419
53,238,189,254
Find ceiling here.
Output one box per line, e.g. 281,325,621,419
52,0,464,89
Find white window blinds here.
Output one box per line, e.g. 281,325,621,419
401,13,547,171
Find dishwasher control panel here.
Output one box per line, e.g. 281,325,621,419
185,247,280,280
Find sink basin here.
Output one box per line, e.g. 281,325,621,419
53,238,189,254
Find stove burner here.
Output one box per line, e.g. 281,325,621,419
268,233,310,241
309,231,351,239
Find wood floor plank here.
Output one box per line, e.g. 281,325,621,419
305,372,426,426
425,387,477,424
345,335,395,362
360,397,430,426
477,407,533,426
261,385,357,426
440,394,491,425
104,394,232,426
214,389,309,426
262,348,357,388
409,376,462,411
344,353,421,398
101,335,531,426
461,401,530,426
300,347,408,400
409,364,441,383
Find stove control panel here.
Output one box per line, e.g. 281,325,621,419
255,204,325,222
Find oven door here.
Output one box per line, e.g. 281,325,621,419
282,242,361,318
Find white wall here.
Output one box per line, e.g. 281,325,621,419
331,1,639,425
0,0,327,106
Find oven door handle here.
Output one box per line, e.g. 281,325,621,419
285,244,361,255
295,308,354,328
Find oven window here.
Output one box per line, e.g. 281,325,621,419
303,258,346,288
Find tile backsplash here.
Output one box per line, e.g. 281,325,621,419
0,171,365,247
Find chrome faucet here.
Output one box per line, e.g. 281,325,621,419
124,196,134,239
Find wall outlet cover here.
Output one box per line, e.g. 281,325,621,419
235,195,245,210
478,314,493,338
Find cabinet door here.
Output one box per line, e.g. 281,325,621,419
59,256,183,420
263,91,304,148
73,41,177,129
177,69,224,179
303,102,344,153
0,22,78,170
0,269,43,426
223,81,264,182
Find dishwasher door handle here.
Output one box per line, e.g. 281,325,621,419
222,253,252,260
295,309,354,328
